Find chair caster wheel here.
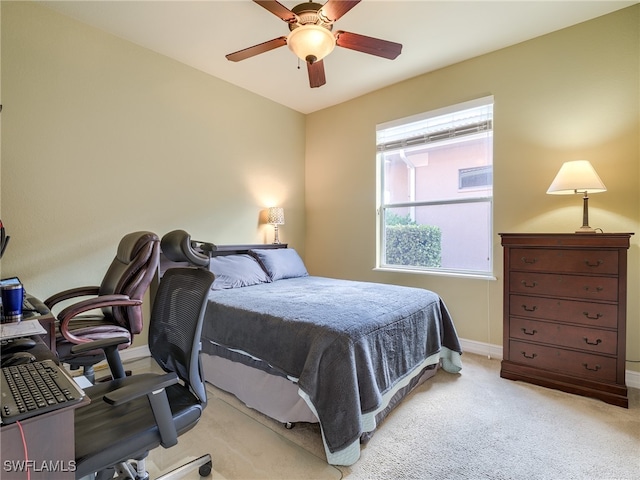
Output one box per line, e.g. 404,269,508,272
285,422,295,429
199,461,213,477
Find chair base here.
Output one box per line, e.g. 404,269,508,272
79,454,213,480
157,454,213,479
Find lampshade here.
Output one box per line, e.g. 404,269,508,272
287,25,336,64
546,160,607,195
267,207,285,225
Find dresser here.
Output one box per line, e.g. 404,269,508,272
499,233,632,408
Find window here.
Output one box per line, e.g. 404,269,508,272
376,96,494,276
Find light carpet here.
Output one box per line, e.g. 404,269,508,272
139,353,639,479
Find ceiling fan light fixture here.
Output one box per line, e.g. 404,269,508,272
287,24,335,64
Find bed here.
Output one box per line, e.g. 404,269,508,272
158,240,462,466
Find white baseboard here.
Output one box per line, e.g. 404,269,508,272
459,338,503,360
626,369,640,389
459,337,640,389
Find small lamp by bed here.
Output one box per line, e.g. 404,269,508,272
267,207,285,244
546,160,607,233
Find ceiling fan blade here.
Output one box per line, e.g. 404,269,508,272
226,37,288,62
335,30,402,60
307,60,326,88
319,0,361,22
253,0,297,23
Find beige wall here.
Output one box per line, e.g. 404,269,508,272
305,6,640,372
1,3,638,372
0,2,305,347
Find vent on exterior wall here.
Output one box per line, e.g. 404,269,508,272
459,166,493,189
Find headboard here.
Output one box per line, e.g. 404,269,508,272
195,242,288,257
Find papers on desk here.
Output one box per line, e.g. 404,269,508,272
0,319,46,341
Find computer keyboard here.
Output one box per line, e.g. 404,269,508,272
1,359,85,424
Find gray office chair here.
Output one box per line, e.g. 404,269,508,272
72,265,214,479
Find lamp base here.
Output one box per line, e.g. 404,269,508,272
575,194,597,233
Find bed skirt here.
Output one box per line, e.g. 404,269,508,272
201,348,461,465
201,351,319,424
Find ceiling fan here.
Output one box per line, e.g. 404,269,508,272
225,0,403,88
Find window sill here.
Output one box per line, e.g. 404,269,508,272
373,267,497,281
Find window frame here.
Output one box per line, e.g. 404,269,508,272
375,96,495,279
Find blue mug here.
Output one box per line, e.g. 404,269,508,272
1,283,23,323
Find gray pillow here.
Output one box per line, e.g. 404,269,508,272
209,254,271,290
249,248,308,281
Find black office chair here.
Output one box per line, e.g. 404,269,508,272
72,266,214,479
45,231,160,383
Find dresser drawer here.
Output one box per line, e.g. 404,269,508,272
509,295,618,328
509,318,617,355
511,248,618,275
509,340,616,382
510,272,618,302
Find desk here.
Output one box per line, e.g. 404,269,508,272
2,404,79,479
1,338,86,479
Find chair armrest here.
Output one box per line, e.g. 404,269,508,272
71,336,130,379
103,373,178,405
104,372,180,448
58,295,142,322
71,336,130,355
44,286,100,309
58,295,142,344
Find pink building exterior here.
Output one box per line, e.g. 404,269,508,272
383,135,492,272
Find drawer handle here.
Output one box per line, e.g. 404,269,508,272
521,351,537,359
521,281,537,288
583,337,602,346
521,305,537,312
582,363,601,372
584,259,603,268
584,286,604,293
521,328,537,336
521,257,537,264
583,312,603,320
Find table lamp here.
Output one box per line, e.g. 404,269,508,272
546,160,607,233
267,207,285,244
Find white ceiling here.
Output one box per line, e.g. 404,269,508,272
41,0,637,114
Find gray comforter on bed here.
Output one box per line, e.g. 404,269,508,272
201,276,462,455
